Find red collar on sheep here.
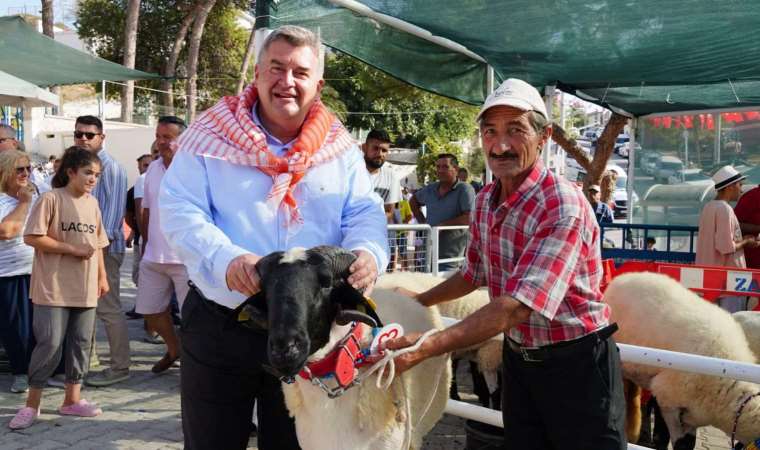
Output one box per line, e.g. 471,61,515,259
298,322,368,392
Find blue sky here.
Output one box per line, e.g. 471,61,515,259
1,0,77,26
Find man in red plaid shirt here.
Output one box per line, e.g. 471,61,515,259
387,78,626,449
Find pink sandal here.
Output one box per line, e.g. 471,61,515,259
58,399,102,417
9,407,39,429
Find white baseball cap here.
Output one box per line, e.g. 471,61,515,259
588,184,601,193
476,78,548,121
712,165,746,190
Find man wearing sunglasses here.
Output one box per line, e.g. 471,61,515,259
73,116,132,387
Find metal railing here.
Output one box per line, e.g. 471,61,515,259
439,315,760,448
386,224,468,276
601,222,699,263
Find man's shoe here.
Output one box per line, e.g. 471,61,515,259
85,369,130,387
143,332,164,345
151,353,179,374
10,375,28,393
125,308,142,320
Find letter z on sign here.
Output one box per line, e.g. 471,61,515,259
728,271,760,294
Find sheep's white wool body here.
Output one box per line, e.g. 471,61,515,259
605,272,760,443
733,311,760,359
280,247,308,264
282,272,451,450
379,272,503,374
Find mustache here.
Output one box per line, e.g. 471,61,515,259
488,152,518,160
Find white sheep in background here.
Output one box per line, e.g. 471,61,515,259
604,272,760,447
733,311,760,359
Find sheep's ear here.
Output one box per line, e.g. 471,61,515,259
330,284,384,328
255,251,284,283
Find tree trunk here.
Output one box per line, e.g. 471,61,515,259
185,0,217,123
120,0,141,123
551,123,592,171
41,0,61,114
236,25,257,94
160,4,198,115
552,112,628,202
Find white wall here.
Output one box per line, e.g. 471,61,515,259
28,115,155,186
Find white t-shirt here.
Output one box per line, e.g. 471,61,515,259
369,165,401,205
133,173,147,199
0,193,36,277
142,159,181,264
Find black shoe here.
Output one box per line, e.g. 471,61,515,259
125,308,142,319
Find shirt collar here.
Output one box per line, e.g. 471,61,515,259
489,161,546,209
251,102,296,149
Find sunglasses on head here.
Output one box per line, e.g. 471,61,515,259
15,165,32,174
74,131,100,140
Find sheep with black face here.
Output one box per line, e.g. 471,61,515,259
241,245,451,450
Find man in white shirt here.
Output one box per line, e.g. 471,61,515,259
135,117,187,373
159,26,388,450
362,129,400,223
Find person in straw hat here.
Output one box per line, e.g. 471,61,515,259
696,165,759,312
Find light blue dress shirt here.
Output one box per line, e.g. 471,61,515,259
159,107,389,308
92,149,127,254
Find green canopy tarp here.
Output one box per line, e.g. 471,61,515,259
0,15,159,86
0,69,59,107
269,0,760,116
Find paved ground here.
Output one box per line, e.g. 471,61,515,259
0,249,734,449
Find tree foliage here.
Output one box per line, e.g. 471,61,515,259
323,52,477,149
415,137,464,185
76,0,248,112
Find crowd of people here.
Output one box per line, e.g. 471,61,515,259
0,23,759,450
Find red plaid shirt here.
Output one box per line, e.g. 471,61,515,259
461,163,610,347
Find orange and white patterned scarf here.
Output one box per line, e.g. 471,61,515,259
177,84,355,226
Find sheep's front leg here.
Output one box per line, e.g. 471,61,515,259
659,407,696,449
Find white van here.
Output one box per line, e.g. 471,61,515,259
606,165,637,218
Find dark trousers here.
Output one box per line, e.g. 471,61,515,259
0,275,34,375
502,330,626,450
180,288,301,450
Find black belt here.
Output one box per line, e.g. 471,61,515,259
507,323,618,362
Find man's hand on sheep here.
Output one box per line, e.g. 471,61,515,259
348,250,379,295
226,253,262,297
392,287,419,300
382,332,430,374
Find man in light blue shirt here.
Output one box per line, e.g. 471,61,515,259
160,25,388,450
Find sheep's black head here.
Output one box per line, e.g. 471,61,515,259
248,246,371,377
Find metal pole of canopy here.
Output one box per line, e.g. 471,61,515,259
484,66,494,184
627,118,637,225
543,85,555,171
100,80,106,120
328,0,486,63
714,114,721,163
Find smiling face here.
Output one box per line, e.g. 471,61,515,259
5,155,31,193
254,40,324,136
155,123,182,165
67,162,101,195
480,106,551,185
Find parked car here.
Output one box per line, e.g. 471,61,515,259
668,168,712,185
655,156,685,183
616,142,641,158
606,164,639,218
642,152,662,176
